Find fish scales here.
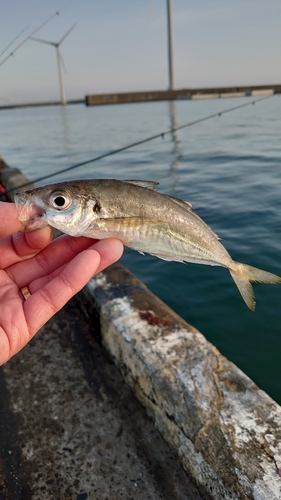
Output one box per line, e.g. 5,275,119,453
84,180,226,262
15,178,281,311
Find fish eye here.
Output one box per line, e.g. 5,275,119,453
49,190,72,210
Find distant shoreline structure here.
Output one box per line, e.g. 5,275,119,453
1,84,280,110
0,99,84,110
85,84,279,106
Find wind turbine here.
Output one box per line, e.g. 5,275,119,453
31,24,76,105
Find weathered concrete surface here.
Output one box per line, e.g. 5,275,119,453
81,265,281,500
0,298,206,500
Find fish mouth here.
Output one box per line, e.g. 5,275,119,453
14,194,48,231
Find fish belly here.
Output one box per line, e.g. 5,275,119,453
85,216,232,267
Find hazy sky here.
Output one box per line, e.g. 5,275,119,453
1,0,281,104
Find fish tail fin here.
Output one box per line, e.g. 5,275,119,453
229,262,281,311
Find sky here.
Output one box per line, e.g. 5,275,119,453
1,0,281,104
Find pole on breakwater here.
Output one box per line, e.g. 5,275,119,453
167,0,175,90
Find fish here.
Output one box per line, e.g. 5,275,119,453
14,179,281,311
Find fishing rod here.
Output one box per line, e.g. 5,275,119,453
7,93,276,194
0,26,30,59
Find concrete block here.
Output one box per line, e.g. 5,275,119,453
1,298,204,499
81,264,281,500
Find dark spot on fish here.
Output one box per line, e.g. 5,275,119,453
139,310,169,326
93,201,101,213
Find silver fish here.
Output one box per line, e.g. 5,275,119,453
15,179,281,311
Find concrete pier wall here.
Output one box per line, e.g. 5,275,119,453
81,266,281,500
85,85,280,106
1,163,281,499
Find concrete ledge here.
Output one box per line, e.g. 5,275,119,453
81,265,281,500
0,166,34,200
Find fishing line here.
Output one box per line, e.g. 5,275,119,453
8,93,275,194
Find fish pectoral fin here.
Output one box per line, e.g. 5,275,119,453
124,180,159,190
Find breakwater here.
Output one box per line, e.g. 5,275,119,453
0,98,84,110
85,84,280,106
0,84,280,110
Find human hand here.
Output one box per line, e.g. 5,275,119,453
0,202,123,365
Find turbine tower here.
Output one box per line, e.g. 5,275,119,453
31,24,76,105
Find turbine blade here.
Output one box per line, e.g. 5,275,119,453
58,23,76,45
30,37,56,47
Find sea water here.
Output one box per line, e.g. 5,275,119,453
1,96,281,403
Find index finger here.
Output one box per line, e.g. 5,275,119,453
23,239,124,336
0,226,52,269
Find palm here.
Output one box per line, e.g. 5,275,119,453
0,270,30,357
0,226,123,365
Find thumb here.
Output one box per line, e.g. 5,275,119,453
0,202,24,237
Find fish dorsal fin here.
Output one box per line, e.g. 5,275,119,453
124,180,159,190
169,195,193,209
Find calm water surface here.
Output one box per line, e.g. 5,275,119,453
1,96,281,403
